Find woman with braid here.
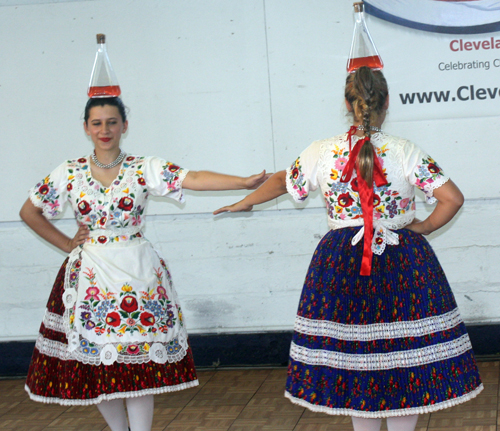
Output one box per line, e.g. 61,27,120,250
215,66,482,431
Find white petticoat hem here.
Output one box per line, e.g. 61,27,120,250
284,383,483,418
24,379,199,406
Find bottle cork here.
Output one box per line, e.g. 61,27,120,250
353,2,364,13
96,34,105,44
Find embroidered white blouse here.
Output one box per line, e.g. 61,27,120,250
285,132,450,254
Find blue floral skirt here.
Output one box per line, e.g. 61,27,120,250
285,227,482,418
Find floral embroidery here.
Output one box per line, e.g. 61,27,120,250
161,162,183,191
75,266,179,340
288,157,308,201
32,177,61,217
414,156,445,191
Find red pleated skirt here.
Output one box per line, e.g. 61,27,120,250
25,259,199,405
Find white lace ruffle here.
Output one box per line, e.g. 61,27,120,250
294,308,463,341
35,332,189,366
284,383,483,418
28,190,57,220
422,176,450,204
43,311,65,333
25,379,199,406
289,334,472,371
35,334,75,360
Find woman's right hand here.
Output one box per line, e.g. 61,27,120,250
404,219,430,235
65,225,90,252
213,199,253,215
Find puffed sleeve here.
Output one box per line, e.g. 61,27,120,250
402,140,450,204
28,161,70,219
285,140,321,202
143,156,190,202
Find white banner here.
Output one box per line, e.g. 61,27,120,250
364,0,500,34
363,0,500,121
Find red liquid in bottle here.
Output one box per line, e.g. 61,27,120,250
87,85,121,98
347,55,383,73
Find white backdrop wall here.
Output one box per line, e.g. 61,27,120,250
1,0,499,342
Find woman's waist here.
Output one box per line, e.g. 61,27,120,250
83,228,146,246
327,213,415,231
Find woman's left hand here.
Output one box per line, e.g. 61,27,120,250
244,170,271,189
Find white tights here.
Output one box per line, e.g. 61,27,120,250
97,395,154,431
352,415,418,431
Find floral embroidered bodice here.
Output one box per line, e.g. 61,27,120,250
286,132,449,254
29,155,190,366
31,155,186,236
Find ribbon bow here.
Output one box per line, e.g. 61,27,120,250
341,126,388,276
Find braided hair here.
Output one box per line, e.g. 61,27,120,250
344,66,388,185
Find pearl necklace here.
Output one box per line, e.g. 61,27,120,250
91,150,126,169
356,125,383,133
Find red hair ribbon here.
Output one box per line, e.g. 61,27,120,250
341,126,388,276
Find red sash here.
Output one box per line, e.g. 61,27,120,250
340,127,388,275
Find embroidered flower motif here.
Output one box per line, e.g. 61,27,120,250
38,184,49,195
140,312,156,327
97,235,108,244
81,311,91,320
85,320,96,330
106,312,121,327
427,163,440,174
118,197,134,211
338,193,354,208
121,296,138,313
400,198,410,209
138,177,146,186
99,217,107,226
122,284,133,292
330,169,339,180
157,286,167,300
78,158,87,163
127,345,141,355
126,156,135,161
334,157,348,171
78,200,92,215
85,287,100,301
67,183,73,191
168,164,180,173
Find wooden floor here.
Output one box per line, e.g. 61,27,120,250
0,361,498,431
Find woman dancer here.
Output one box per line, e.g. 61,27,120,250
215,66,482,431
20,96,268,431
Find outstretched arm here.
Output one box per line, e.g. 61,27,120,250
213,170,287,214
182,170,269,191
405,179,464,235
20,199,89,253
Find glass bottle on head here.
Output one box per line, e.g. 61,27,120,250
347,2,383,73
87,34,121,98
